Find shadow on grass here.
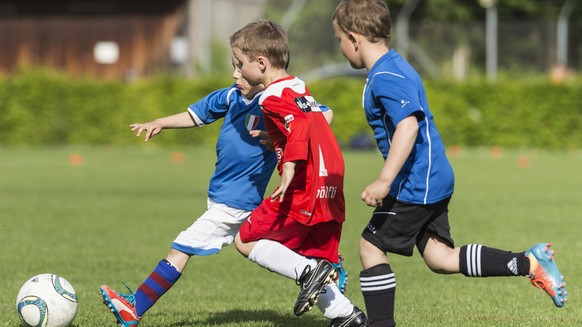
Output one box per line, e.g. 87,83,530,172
166,309,327,327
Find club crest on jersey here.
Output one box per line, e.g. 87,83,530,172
294,96,321,113
245,114,260,131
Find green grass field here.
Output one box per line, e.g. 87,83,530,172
1,146,580,326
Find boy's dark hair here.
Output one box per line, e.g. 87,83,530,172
230,19,289,69
333,0,391,44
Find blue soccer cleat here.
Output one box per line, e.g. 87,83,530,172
332,253,349,294
526,243,567,308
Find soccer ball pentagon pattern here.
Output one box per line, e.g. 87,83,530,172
16,274,78,327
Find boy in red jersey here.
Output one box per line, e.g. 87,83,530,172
231,20,367,327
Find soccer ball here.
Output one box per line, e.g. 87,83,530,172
16,274,78,327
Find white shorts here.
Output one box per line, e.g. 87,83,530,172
171,198,251,256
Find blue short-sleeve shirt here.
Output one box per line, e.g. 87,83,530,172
364,50,454,204
188,85,278,211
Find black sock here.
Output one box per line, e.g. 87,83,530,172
460,244,530,277
360,264,396,327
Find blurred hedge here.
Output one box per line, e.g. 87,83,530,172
310,76,582,149
0,69,227,147
1,69,581,149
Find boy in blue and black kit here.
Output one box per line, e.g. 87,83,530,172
332,1,567,326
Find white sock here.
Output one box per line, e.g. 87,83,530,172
248,239,316,280
316,282,354,319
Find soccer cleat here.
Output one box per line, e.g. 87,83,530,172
294,260,337,316
526,243,567,308
332,253,349,294
100,284,142,326
329,306,368,327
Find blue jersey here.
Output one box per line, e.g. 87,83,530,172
188,84,278,211
363,50,454,204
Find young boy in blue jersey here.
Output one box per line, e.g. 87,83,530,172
98,58,342,326
332,1,567,326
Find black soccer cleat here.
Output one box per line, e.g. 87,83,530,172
294,260,337,316
329,307,368,327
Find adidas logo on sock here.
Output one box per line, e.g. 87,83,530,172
507,258,518,275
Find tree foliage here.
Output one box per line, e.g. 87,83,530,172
265,0,580,24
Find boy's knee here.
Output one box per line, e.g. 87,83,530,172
235,233,257,258
234,233,250,257
359,237,376,252
423,243,460,274
360,237,388,268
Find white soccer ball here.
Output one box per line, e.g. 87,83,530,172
16,274,78,327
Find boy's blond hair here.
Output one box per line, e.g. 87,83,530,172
230,19,289,69
332,0,391,45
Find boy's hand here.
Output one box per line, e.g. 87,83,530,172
361,178,390,207
130,121,163,141
250,130,274,151
271,161,296,202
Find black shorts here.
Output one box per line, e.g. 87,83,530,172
361,196,454,257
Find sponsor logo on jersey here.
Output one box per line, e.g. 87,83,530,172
316,186,338,199
294,96,321,113
401,99,410,107
245,114,260,131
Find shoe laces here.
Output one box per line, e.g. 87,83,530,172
296,265,312,286
120,282,137,306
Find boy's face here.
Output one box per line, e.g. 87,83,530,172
231,54,263,99
232,47,263,87
333,22,364,70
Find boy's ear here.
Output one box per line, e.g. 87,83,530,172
347,32,359,49
256,56,268,70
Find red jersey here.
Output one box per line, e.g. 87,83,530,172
259,76,345,226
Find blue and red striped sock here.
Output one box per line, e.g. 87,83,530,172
135,259,182,317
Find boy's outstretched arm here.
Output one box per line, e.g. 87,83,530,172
361,115,418,207
130,112,197,141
